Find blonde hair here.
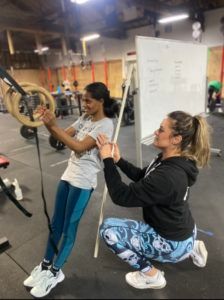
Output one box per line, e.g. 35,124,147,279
168,111,211,167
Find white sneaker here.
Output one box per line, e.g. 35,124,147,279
125,270,166,289
30,269,65,298
191,240,208,267
23,264,48,288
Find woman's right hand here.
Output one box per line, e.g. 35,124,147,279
34,105,47,118
40,109,57,127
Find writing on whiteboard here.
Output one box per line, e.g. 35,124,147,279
146,59,163,94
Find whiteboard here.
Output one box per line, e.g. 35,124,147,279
135,36,208,142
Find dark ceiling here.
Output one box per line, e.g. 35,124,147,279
0,0,224,53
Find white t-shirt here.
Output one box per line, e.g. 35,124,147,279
61,114,114,189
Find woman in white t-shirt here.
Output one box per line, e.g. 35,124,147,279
23,82,118,298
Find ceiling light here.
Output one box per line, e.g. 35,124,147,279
71,0,90,4
34,46,49,54
81,33,100,42
41,47,49,52
158,14,189,24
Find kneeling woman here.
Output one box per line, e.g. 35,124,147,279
97,110,210,290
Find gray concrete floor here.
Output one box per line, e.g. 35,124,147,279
0,111,224,299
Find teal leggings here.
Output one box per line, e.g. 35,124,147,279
44,180,92,269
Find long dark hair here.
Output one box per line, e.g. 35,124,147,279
168,111,211,167
85,82,119,118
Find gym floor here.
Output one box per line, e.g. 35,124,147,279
0,111,224,299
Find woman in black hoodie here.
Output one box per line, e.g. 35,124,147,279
96,110,211,290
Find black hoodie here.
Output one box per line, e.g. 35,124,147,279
103,153,198,241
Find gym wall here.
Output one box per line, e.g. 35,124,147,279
3,48,221,100
56,59,123,98
207,46,224,96
3,59,122,98
4,68,58,93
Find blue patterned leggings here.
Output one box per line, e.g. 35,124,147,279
100,218,196,272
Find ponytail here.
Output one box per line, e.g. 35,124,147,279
190,115,211,167
84,82,119,118
103,93,119,118
168,111,211,167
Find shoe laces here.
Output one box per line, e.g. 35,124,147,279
138,271,147,280
191,247,201,259
37,270,55,289
31,265,41,277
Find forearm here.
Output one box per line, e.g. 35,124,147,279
116,158,146,181
45,124,59,138
103,158,146,207
48,125,84,153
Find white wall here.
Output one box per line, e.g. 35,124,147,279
201,8,224,46
156,7,224,46
89,7,224,62
46,7,224,68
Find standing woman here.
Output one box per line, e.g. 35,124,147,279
23,82,118,298
97,111,211,289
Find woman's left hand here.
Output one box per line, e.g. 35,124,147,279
96,134,113,159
